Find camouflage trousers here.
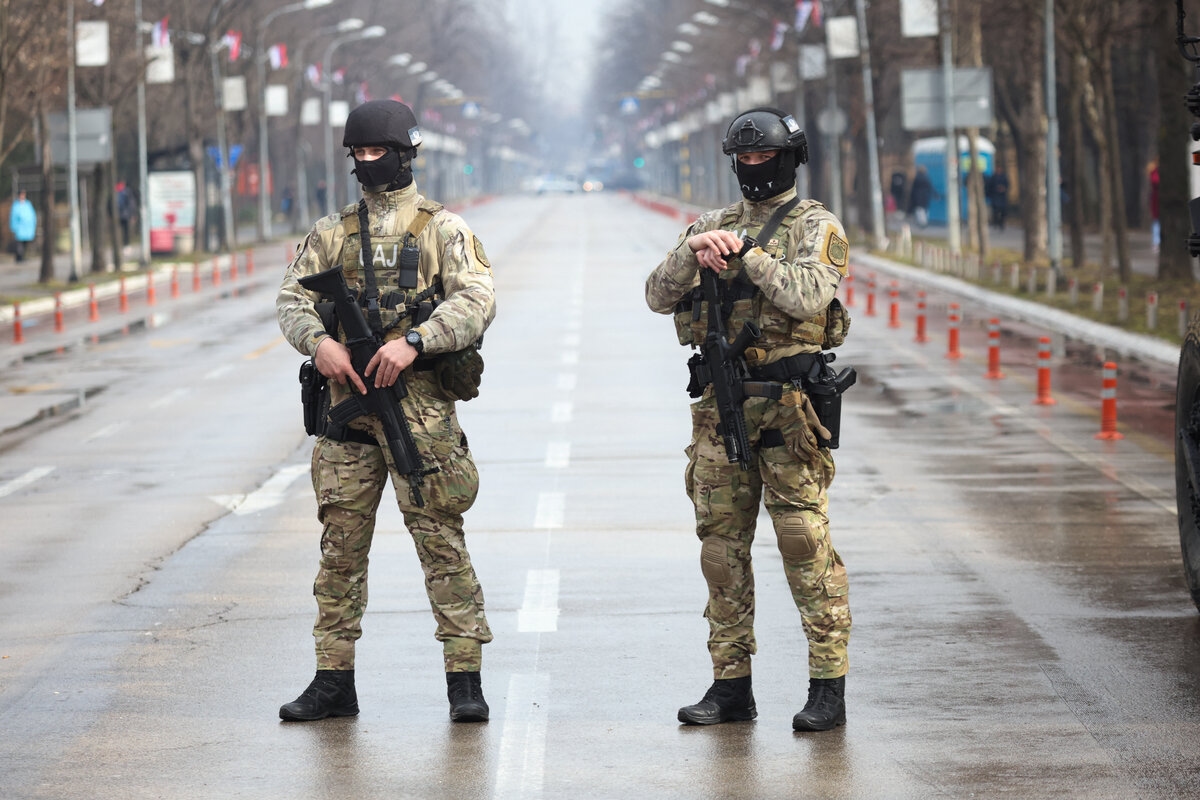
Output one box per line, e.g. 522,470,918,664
684,384,851,681
309,377,492,673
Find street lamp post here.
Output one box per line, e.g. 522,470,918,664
255,0,334,243
322,25,385,215
291,18,363,228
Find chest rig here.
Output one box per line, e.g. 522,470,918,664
332,197,445,342
672,198,846,360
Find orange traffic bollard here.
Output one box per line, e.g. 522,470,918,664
246,249,255,275
12,302,24,344
914,291,929,343
985,318,1005,379
88,284,100,322
170,267,180,299
1096,362,1123,440
230,252,238,281
193,261,202,292
119,276,130,314
146,272,157,306
887,283,901,328
946,303,962,359
844,273,855,307
54,292,64,333
1034,336,1056,405
212,256,221,287
866,276,877,316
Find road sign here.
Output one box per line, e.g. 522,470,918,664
901,67,993,131
47,107,112,165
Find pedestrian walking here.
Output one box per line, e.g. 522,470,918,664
645,106,854,732
8,189,36,262
276,99,495,724
907,165,933,228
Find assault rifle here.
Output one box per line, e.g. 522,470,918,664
298,264,436,507
695,267,782,469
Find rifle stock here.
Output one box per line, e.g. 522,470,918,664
298,265,435,507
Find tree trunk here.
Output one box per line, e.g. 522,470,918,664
1067,52,1087,271
1099,35,1131,283
1157,0,1194,281
37,98,55,284
1081,75,1113,272
89,164,106,274
962,0,988,256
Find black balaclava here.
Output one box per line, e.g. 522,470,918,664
734,149,798,202
352,147,415,193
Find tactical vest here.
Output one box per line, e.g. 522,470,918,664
334,199,444,342
672,199,850,359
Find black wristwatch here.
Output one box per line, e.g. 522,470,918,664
405,328,424,354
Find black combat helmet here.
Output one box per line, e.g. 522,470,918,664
343,99,422,151
721,107,808,164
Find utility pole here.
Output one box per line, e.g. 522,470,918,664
940,0,961,254
1045,0,1063,275
855,0,886,250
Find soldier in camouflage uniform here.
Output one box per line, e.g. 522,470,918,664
276,100,494,723
645,108,853,731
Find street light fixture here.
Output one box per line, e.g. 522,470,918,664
255,0,336,242
323,24,386,214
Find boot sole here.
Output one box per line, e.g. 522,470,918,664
279,705,360,722
792,714,846,732
677,708,758,725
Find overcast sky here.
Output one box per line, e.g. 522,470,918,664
506,0,616,112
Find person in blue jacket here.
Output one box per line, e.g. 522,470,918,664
9,190,36,262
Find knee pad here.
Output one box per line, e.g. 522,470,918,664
700,537,733,588
777,514,818,562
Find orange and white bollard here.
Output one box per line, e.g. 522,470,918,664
985,318,1004,379
193,261,202,292
946,303,962,359
866,276,877,316
914,291,929,343
1034,336,1056,405
212,256,221,287
170,266,180,299
146,271,157,306
1096,361,1123,440
54,292,64,333
119,276,130,314
88,284,100,322
844,273,854,307
12,302,24,344
229,252,238,281
245,249,255,275
888,283,901,328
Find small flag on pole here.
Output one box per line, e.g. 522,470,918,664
268,43,288,69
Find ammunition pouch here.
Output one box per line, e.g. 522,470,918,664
299,359,331,437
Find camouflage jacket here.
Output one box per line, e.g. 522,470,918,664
276,182,495,359
645,187,848,361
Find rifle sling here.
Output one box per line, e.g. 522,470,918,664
720,195,801,319
357,200,384,337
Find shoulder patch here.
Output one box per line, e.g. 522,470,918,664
825,230,848,268
473,235,491,270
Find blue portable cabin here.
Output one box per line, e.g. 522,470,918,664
911,136,995,226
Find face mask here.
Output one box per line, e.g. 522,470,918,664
352,149,413,192
734,151,797,201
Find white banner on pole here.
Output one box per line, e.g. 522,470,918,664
329,100,349,127
826,17,859,60
800,45,827,80
145,44,174,84
301,97,322,125
900,0,939,37
265,85,289,117
76,21,109,67
223,76,247,112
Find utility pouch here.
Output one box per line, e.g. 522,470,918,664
686,351,709,398
802,356,857,449
822,297,851,348
299,359,330,436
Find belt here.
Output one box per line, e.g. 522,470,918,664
748,352,822,383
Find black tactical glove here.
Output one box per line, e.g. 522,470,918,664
433,346,485,401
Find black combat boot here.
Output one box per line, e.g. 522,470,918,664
447,671,489,722
792,676,846,731
677,676,757,725
279,670,359,721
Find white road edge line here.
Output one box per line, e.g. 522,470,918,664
0,466,55,499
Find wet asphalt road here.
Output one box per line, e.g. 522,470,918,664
0,192,1197,799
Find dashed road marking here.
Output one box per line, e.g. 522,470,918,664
0,466,55,499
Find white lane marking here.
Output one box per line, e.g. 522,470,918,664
204,365,235,380
209,463,308,516
544,442,570,469
556,373,577,392
492,673,550,800
0,466,55,499
149,388,190,410
560,351,578,366
517,569,560,633
551,402,573,424
564,333,581,348
533,492,564,529
84,421,129,443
